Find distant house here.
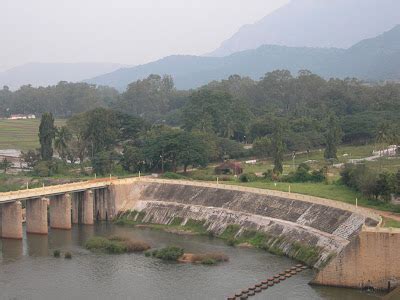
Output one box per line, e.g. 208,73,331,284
214,161,243,175
8,114,36,120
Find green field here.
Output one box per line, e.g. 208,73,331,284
0,119,65,151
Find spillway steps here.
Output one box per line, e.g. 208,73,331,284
227,264,308,299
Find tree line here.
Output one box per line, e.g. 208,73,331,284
2,71,400,152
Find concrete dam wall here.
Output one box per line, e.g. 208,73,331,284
111,179,379,269
312,227,400,290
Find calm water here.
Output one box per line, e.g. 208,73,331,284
0,224,382,300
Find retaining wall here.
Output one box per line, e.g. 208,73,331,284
112,179,379,268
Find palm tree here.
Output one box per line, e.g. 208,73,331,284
54,126,71,162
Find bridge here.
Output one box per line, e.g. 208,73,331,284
0,178,117,239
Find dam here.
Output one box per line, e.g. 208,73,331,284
0,177,399,292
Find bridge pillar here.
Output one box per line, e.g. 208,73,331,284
50,193,71,230
82,190,94,225
0,201,23,239
71,193,80,224
26,197,48,235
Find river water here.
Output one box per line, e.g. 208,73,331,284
0,224,383,300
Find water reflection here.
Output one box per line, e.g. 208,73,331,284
0,224,387,300
26,234,49,257
1,238,23,261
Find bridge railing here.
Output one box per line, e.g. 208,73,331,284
0,178,114,203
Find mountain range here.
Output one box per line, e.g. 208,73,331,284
3,0,400,91
209,0,400,57
87,25,400,90
0,63,125,90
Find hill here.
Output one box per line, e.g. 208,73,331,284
87,25,400,90
0,62,125,90
209,0,400,57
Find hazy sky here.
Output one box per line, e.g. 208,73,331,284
0,0,289,71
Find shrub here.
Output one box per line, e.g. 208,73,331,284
53,250,61,257
105,242,127,254
151,246,184,261
201,258,216,265
282,163,325,183
64,252,72,259
192,252,229,264
263,169,277,181
85,237,111,251
161,172,187,180
191,174,216,181
124,240,151,252
239,173,257,182
226,238,237,247
108,235,129,242
34,161,51,177
85,236,150,254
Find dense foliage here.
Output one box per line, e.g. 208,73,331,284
340,164,400,201
2,70,400,152
38,113,56,160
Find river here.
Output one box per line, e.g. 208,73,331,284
0,224,383,300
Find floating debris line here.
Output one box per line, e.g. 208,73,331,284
227,264,308,299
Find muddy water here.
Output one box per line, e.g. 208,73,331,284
0,224,382,300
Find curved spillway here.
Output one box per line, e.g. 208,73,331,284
111,179,380,268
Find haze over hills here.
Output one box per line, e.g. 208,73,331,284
87,25,400,91
0,62,126,90
209,0,400,57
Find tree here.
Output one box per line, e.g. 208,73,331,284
117,74,175,122
121,146,144,173
395,170,400,196
324,114,342,160
66,113,88,167
0,158,12,173
20,150,41,168
84,108,119,157
176,131,208,173
92,151,120,175
182,89,250,139
252,137,272,157
54,126,72,162
38,112,56,160
272,123,285,175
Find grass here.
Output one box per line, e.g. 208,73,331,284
0,118,65,150
221,180,400,213
220,227,322,266
383,218,400,228
85,236,150,254
191,253,229,265
114,212,209,235
149,246,184,261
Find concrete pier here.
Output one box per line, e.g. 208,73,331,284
1,201,23,239
71,192,81,224
82,190,94,225
95,189,109,221
26,197,48,234
50,193,71,230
